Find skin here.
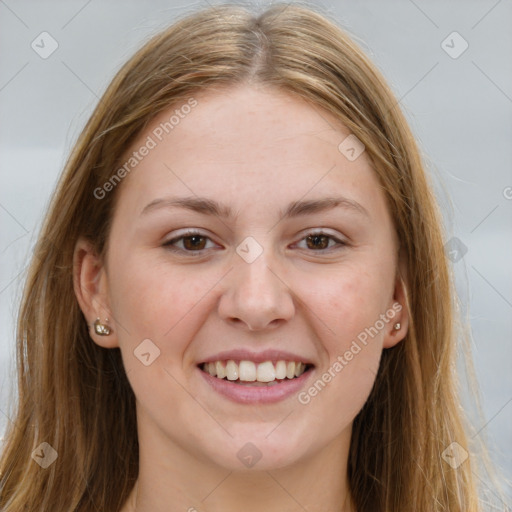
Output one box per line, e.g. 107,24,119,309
74,84,409,512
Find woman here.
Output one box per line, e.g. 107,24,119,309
0,3,493,511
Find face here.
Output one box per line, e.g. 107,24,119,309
78,84,408,472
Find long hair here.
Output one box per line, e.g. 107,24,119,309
0,3,485,510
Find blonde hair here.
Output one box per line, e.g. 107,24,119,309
0,3,489,510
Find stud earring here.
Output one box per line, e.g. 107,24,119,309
394,322,401,331
93,318,111,336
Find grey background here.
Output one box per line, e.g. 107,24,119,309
1,0,511,505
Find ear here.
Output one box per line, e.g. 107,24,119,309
73,237,119,349
383,249,410,349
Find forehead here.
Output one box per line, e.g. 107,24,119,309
113,84,388,224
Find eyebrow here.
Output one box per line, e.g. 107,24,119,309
140,195,369,220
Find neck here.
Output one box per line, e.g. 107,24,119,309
124,421,355,512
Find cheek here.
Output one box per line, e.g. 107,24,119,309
297,267,385,411
107,256,213,409
303,262,388,347
296,262,388,412
300,347,381,442
107,252,211,352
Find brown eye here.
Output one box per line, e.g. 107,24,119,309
182,234,207,250
296,231,346,252
305,233,330,250
163,231,215,254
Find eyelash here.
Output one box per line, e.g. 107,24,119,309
162,229,347,256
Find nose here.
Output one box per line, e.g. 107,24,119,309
217,251,295,331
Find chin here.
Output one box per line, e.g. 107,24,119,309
201,428,309,472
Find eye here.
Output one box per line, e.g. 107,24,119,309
162,229,347,256
163,230,217,255
294,230,347,252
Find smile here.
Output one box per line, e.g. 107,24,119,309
200,359,310,385
198,357,315,404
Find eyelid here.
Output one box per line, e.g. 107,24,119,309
292,229,347,251
163,228,348,255
163,229,218,254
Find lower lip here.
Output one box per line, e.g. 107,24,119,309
198,367,314,404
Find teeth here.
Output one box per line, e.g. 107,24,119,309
275,360,287,379
239,361,256,381
286,362,296,379
202,359,309,382
226,360,238,381
215,361,226,379
256,361,275,382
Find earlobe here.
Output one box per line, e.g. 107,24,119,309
383,258,410,349
73,237,119,349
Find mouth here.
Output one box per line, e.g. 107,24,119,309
198,359,314,387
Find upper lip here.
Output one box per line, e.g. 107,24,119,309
198,349,315,366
